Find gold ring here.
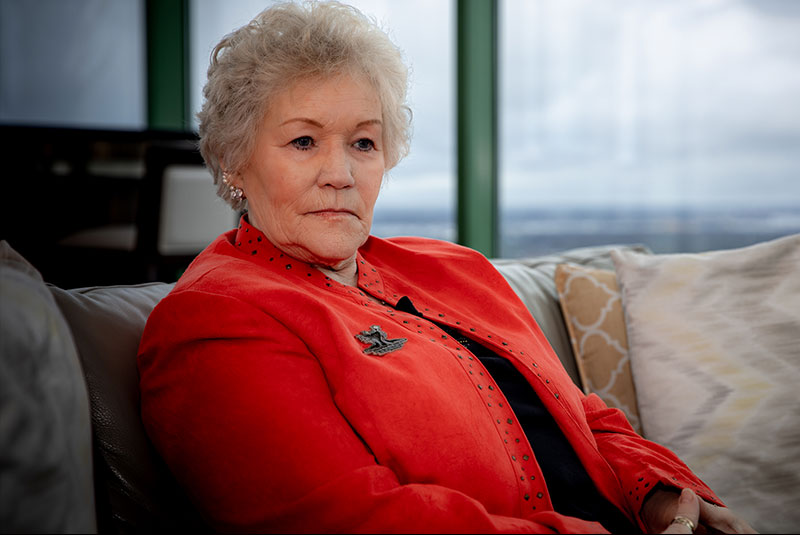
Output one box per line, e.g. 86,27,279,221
670,515,696,532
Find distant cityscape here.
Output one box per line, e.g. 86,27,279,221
371,204,800,258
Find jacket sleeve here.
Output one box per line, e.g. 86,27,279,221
138,290,613,534
580,388,724,531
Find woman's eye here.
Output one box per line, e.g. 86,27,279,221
291,136,314,150
354,138,375,151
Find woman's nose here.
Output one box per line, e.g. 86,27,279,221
317,145,355,189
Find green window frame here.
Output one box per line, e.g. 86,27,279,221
146,0,190,131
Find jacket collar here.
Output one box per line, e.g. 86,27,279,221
230,214,391,303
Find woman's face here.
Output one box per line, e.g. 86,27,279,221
239,74,385,270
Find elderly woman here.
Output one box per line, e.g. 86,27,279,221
137,2,755,533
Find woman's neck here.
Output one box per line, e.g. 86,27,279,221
314,260,358,287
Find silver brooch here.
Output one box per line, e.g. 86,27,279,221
355,325,407,355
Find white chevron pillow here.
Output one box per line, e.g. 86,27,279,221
612,234,800,535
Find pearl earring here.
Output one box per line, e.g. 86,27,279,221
222,171,245,202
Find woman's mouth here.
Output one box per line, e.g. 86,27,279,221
308,209,357,219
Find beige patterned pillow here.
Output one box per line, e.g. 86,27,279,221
612,234,800,534
554,264,642,435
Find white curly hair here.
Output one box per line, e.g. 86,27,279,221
197,0,412,211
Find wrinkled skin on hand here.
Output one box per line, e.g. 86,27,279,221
643,488,758,534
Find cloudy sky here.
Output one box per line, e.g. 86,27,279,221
500,0,800,209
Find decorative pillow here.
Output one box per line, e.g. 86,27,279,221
493,243,651,388
0,241,96,533
611,234,800,534
554,264,642,435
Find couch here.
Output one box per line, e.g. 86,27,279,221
2,234,798,533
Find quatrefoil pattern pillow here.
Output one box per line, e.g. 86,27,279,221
554,263,642,435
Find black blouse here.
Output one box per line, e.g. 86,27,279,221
395,296,639,533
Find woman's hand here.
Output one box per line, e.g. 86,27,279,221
696,497,758,534
643,487,758,534
658,488,700,534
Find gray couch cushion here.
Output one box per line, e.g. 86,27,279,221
492,243,651,387
0,241,96,533
49,281,209,532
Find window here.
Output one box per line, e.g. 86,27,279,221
189,0,455,241
0,0,146,130
500,0,800,256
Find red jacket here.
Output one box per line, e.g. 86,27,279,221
137,217,720,533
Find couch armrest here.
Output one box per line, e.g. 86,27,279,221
1,241,96,533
